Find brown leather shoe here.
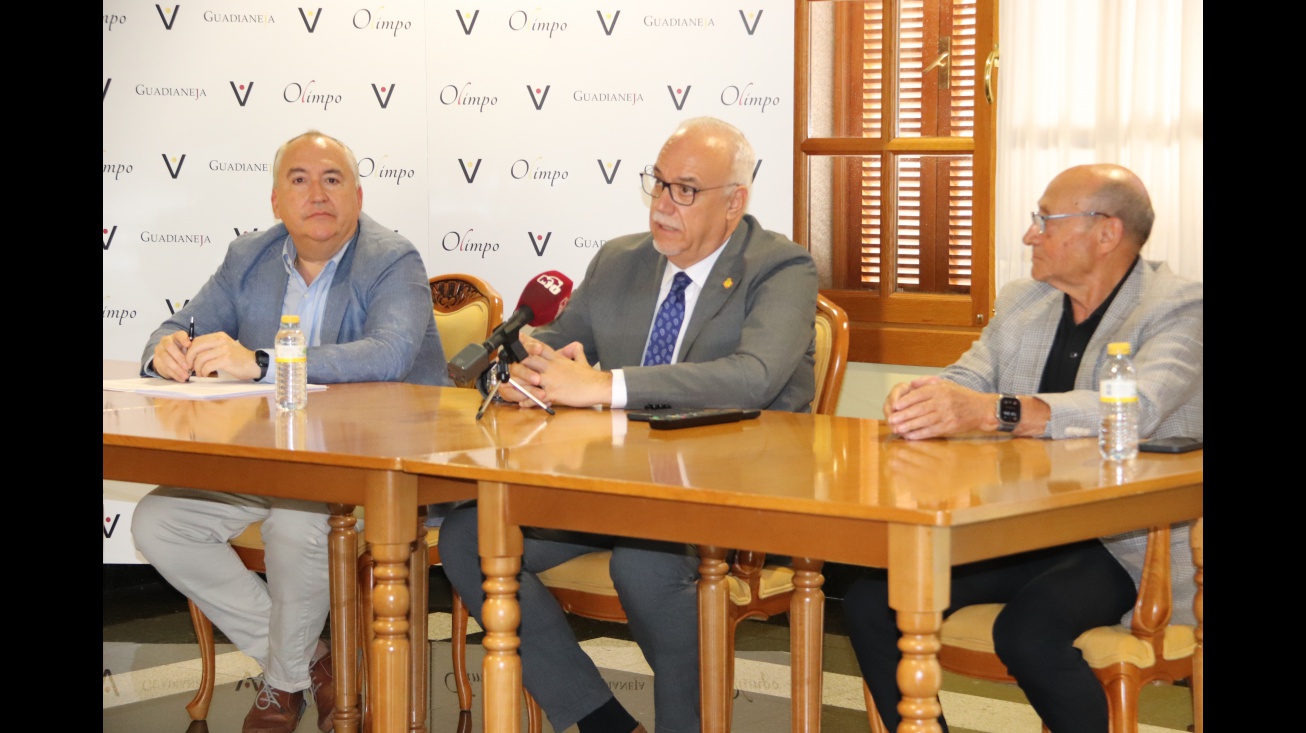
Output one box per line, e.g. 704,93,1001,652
243,683,306,733
309,652,336,732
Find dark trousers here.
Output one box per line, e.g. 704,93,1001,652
843,539,1136,733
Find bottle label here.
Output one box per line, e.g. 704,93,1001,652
275,343,307,363
1099,379,1138,402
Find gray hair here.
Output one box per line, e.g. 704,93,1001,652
672,117,756,188
271,130,361,188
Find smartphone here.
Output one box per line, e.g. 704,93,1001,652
1138,436,1203,454
646,408,761,430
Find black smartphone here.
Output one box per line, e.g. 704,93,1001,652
647,408,761,430
1138,436,1203,454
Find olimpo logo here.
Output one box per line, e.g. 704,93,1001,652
596,10,620,35
508,9,567,38
155,4,180,29
358,156,416,186
283,80,343,110
442,229,500,258
353,8,413,36
720,82,781,113
439,83,497,112
738,9,763,35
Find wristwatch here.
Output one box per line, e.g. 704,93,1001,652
254,350,270,382
996,393,1020,432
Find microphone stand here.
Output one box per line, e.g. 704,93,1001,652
475,337,556,420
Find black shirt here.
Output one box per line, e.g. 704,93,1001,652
1036,256,1139,394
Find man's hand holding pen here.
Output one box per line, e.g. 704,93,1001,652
152,325,261,382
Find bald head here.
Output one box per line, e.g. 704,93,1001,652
662,117,756,193
1052,164,1154,248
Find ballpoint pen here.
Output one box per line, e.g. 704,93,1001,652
188,317,196,377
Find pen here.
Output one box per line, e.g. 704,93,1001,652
188,317,196,377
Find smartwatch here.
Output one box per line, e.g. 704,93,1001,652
254,350,270,382
996,394,1020,432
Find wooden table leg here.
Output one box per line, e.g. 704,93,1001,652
328,504,361,733
697,545,730,733
791,558,825,733
888,525,947,733
366,476,417,733
478,481,522,733
1192,517,1203,733
409,508,430,733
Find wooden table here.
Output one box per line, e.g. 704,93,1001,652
103,362,492,733
402,404,1204,733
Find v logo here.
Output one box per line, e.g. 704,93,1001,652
165,298,190,315
666,85,691,111
597,159,621,184
455,9,479,35
595,10,620,35
155,4,179,29
526,85,551,110
103,514,121,539
752,159,763,182
103,226,117,251
371,83,396,109
298,7,322,33
738,9,763,35
162,154,186,179
233,227,259,237
528,232,552,257
103,78,112,100
458,159,482,183
229,81,254,106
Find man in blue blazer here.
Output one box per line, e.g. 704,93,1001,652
132,130,448,733
440,117,818,733
846,163,1202,733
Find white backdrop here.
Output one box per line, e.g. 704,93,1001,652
103,1,795,562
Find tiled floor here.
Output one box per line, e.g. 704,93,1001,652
103,564,1194,733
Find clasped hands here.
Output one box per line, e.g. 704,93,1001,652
883,376,996,440
495,333,613,409
153,329,260,383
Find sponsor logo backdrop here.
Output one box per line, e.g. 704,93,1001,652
103,1,794,562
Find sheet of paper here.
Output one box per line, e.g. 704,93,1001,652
102,376,327,401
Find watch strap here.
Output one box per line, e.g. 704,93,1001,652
255,350,270,382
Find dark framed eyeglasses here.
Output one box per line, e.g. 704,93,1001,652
1029,211,1112,234
640,166,739,206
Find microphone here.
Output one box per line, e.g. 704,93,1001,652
447,270,574,385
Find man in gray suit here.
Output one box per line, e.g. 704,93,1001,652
844,164,1202,733
132,130,448,733
440,117,818,733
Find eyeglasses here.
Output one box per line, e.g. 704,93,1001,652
640,167,739,206
1029,211,1111,234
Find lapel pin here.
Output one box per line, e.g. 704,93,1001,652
723,277,733,289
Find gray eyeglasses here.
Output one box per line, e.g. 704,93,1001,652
1029,211,1111,234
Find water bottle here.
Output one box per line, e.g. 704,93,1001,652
275,314,308,411
1099,341,1139,460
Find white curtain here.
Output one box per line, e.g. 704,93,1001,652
995,0,1203,289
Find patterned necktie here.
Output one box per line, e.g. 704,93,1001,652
642,272,692,366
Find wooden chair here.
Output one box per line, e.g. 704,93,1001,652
864,522,1199,733
449,293,851,732
183,272,504,725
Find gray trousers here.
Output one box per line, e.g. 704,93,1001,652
131,486,333,693
439,504,701,733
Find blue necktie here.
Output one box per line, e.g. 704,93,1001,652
642,272,692,366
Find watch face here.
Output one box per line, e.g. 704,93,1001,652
999,396,1021,424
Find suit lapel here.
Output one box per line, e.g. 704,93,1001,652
615,245,667,367
679,217,750,359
